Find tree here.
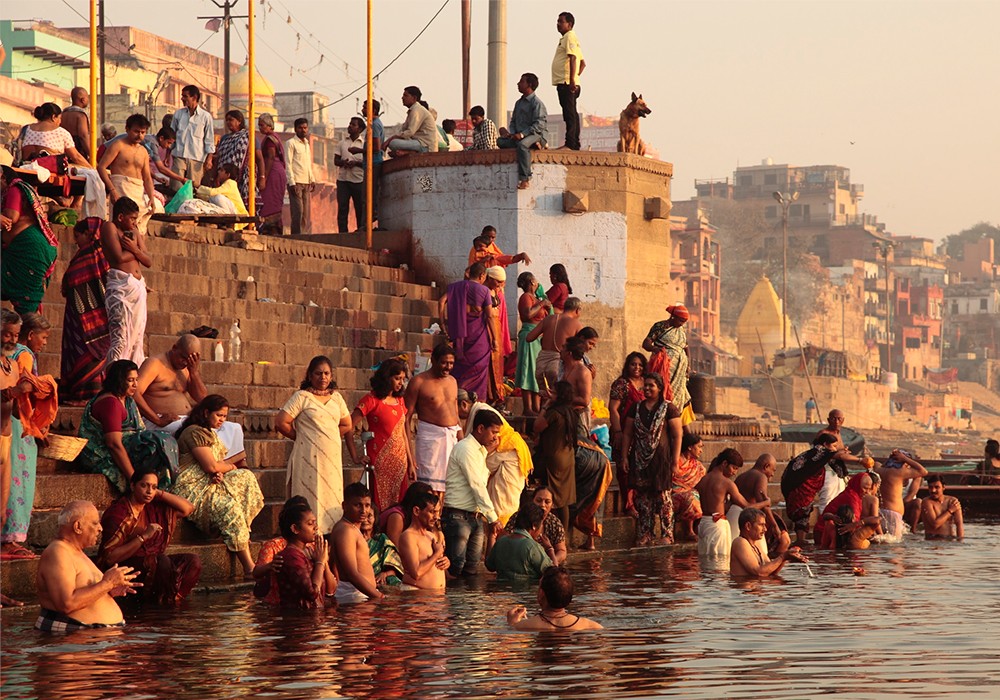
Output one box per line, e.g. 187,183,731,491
940,222,1000,259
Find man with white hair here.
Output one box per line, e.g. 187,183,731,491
35,500,140,631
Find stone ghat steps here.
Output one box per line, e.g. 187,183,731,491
46,223,425,287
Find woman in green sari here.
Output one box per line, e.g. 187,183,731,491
77,360,179,494
1,165,58,315
361,509,403,587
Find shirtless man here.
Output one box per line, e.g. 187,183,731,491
98,114,157,235
876,449,928,540
730,508,807,578
920,474,964,540
733,453,790,557
506,565,602,631
61,87,91,160
101,197,152,365
330,483,385,602
398,490,450,590
561,336,592,426
695,449,765,559
814,409,863,510
35,500,140,631
134,334,246,464
526,296,582,392
404,344,460,495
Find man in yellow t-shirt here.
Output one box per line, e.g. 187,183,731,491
551,12,586,151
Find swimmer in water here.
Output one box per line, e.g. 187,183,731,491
921,474,964,540
506,565,603,631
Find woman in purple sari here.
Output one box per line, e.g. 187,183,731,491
444,263,494,399
257,113,287,235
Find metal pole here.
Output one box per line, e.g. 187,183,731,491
89,0,97,166
365,0,373,249
885,248,891,377
793,325,820,419
757,328,783,427
98,0,105,126
223,0,231,117
461,0,471,118
247,0,256,223
782,203,788,350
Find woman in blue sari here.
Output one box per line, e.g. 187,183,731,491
77,360,178,494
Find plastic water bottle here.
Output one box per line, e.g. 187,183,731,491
213,340,224,363
229,320,241,362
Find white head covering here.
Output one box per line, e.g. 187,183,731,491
486,266,506,282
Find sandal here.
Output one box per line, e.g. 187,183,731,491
1,542,37,559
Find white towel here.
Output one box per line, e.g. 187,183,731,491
73,167,108,220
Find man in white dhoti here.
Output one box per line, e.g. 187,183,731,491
100,197,151,365
404,345,462,496
98,113,158,235
695,448,767,561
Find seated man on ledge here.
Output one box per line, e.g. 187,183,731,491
134,334,246,467
730,507,808,579
36,500,141,631
507,565,602,631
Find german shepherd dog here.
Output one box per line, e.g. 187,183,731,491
617,92,652,156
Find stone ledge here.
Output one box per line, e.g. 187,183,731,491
382,149,674,177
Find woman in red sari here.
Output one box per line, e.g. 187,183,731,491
815,471,882,549
98,465,202,604
608,352,646,515
672,432,706,539
352,358,415,514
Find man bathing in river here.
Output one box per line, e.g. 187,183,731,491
695,449,766,559
405,344,461,496
921,474,963,540
507,565,602,631
733,454,790,558
330,483,385,602
875,449,928,540
730,508,808,578
35,501,140,631
398,490,450,590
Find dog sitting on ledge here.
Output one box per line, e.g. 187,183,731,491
617,92,652,156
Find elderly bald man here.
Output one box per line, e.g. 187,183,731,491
35,500,140,631
134,334,246,466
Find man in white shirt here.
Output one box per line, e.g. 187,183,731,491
286,118,315,235
442,119,465,151
169,85,215,191
442,410,504,577
382,86,437,155
334,117,365,233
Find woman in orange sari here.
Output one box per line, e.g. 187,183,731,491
352,358,415,514
671,432,706,540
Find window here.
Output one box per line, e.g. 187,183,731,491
765,205,777,219
790,204,802,216
839,203,846,214
981,298,988,310
738,175,752,187
764,173,778,185
803,204,811,220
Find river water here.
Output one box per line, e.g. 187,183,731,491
2,523,998,699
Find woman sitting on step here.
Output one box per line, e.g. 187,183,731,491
171,394,264,580
77,359,179,494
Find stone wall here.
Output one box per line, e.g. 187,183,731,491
379,150,674,400
750,375,891,428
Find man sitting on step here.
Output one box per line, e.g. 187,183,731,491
133,334,246,467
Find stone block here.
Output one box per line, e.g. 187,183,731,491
34,474,113,509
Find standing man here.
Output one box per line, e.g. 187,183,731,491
101,198,152,364
875,449,928,541
98,114,156,235
398,490,449,590
526,296,582,392
286,118,315,235
498,74,549,190
329,483,385,602
695,449,763,560
382,86,437,155
62,87,91,161
733,453,790,558
170,85,215,190
335,117,366,233
442,409,504,578
350,100,384,225
552,12,585,151
404,344,462,496
805,396,817,423
815,409,863,510
468,105,499,151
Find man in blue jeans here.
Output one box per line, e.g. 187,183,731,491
442,410,504,577
498,73,549,190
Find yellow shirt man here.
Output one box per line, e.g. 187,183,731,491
551,28,584,87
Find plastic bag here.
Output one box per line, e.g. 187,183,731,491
164,180,193,214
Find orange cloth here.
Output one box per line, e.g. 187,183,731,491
468,242,516,268
14,373,58,438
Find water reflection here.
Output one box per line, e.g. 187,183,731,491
3,523,999,698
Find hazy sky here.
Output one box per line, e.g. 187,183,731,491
10,0,999,240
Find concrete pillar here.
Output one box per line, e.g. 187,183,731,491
486,0,506,127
